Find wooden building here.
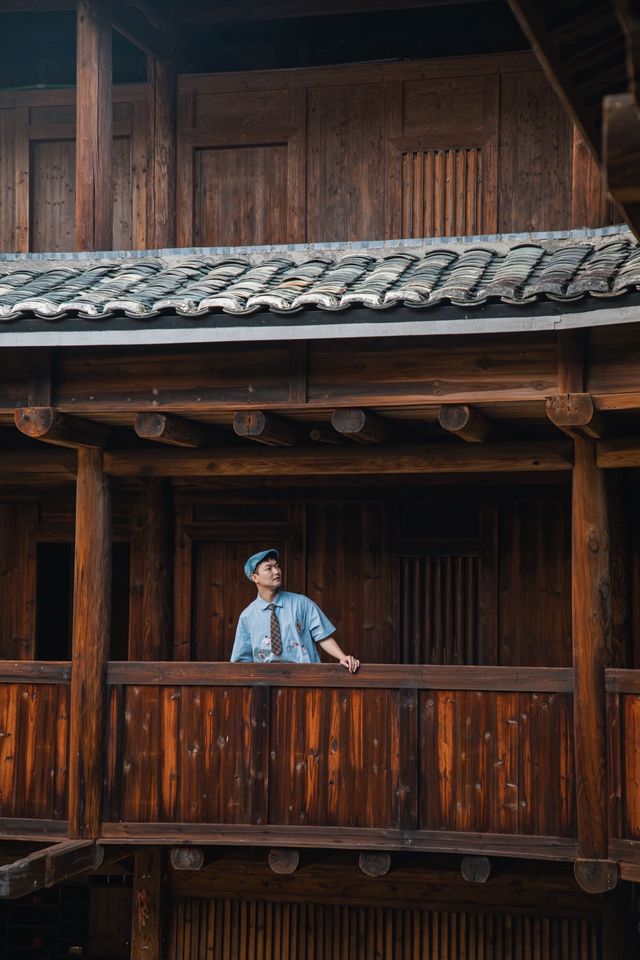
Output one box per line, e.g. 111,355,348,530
0,0,639,956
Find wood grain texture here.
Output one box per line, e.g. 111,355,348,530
69,448,111,838
131,846,164,959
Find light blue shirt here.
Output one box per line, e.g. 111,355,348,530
231,591,336,664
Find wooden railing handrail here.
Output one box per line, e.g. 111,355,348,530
0,661,71,683
605,668,640,694
105,661,574,691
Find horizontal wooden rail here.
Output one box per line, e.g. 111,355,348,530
0,661,71,683
106,661,574,691
605,668,640,693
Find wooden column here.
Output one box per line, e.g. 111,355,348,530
69,448,111,839
147,56,176,248
131,847,164,958
131,478,173,660
76,0,113,251
572,439,617,892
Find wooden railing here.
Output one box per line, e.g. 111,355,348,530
606,669,640,866
0,661,580,858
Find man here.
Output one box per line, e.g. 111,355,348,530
231,548,360,672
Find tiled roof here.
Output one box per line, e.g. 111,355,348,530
0,232,639,321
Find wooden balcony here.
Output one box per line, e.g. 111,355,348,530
0,660,585,861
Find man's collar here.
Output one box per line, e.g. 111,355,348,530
257,592,284,610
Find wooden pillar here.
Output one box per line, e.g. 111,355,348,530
132,847,164,958
69,448,111,839
147,56,176,249
572,438,617,891
76,0,113,251
131,478,173,660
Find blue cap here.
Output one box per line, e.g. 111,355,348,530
244,548,279,581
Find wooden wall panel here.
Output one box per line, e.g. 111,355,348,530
305,83,388,242
0,503,38,659
103,684,268,824
305,501,395,664
194,144,289,247
498,71,574,233
498,499,571,667
420,690,576,836
167,898,602,960
269,686,416,828
400,147,484,238
0,682,69,820
29,139,76,252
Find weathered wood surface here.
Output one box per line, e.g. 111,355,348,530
75,0,113,251
69,448,111,839
102,664,576,847
131,847,164,959
14,406,110,448
0,682,69,821
167,897,602,958
572,440,611,871
134,412,207,448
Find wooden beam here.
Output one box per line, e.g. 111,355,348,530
460,855,491,884
597,438,640,468
134,412,206,448
103,442,573,478
546,394,605,440
614,0,640,106
26,350,52,407
14,407,110,449
358,852,391,877
572,439,615,891
330,408,409,444
603,92,640,238
268,848,299,875
131,847,164,959
170,847,204,871
438,405,502,442
0,840,104,899
76,0,113,251
69,448,111,839
147,55,177,248
179,0,491,22
130,478,173,660
233,410,299,446
574,859,618,895
0,450,75,483
113,0,170,58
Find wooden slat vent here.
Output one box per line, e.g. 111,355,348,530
399,556,479,664
168,898,601,959
401,147,483,237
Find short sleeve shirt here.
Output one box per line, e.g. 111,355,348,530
231,591,335,664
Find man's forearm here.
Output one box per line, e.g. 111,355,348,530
318,637,360,672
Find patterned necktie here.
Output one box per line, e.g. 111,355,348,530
267,603,282,657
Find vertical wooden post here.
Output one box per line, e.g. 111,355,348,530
131,847,164,958
572,439,617,892
147,56,176,249
130,478,173,660
76,0,113,251
69,448,111,838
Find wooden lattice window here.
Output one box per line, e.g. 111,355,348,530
401,147,484,238
399,555,480,664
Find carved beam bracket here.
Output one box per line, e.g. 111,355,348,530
438,404,503,442
358,852,391,877
268,848,299,875
134,412,208,448
15,407,111,449
330,408,409,444
233,410,299,446
546,394,605,440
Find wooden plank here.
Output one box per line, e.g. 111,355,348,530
605,668,640,693
75,0,113,250
572,439,612,878
330,409,410,444
0,819,68,840
103,442,573,478
14,407,111,448
0,660,71,684
597,438,640,468
129,478,173,660
131,847,164,959
0,451,76,481
99,822,579,860
558,330,586,395
105,662,574,691
69,448,111,838
233,411,299,446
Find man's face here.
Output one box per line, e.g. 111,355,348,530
252,556,282,590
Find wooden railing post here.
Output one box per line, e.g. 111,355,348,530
572,438,617,892
76,0,113,251
69,448,111,838
147,55,177,249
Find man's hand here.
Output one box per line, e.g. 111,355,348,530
339,654,360,673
